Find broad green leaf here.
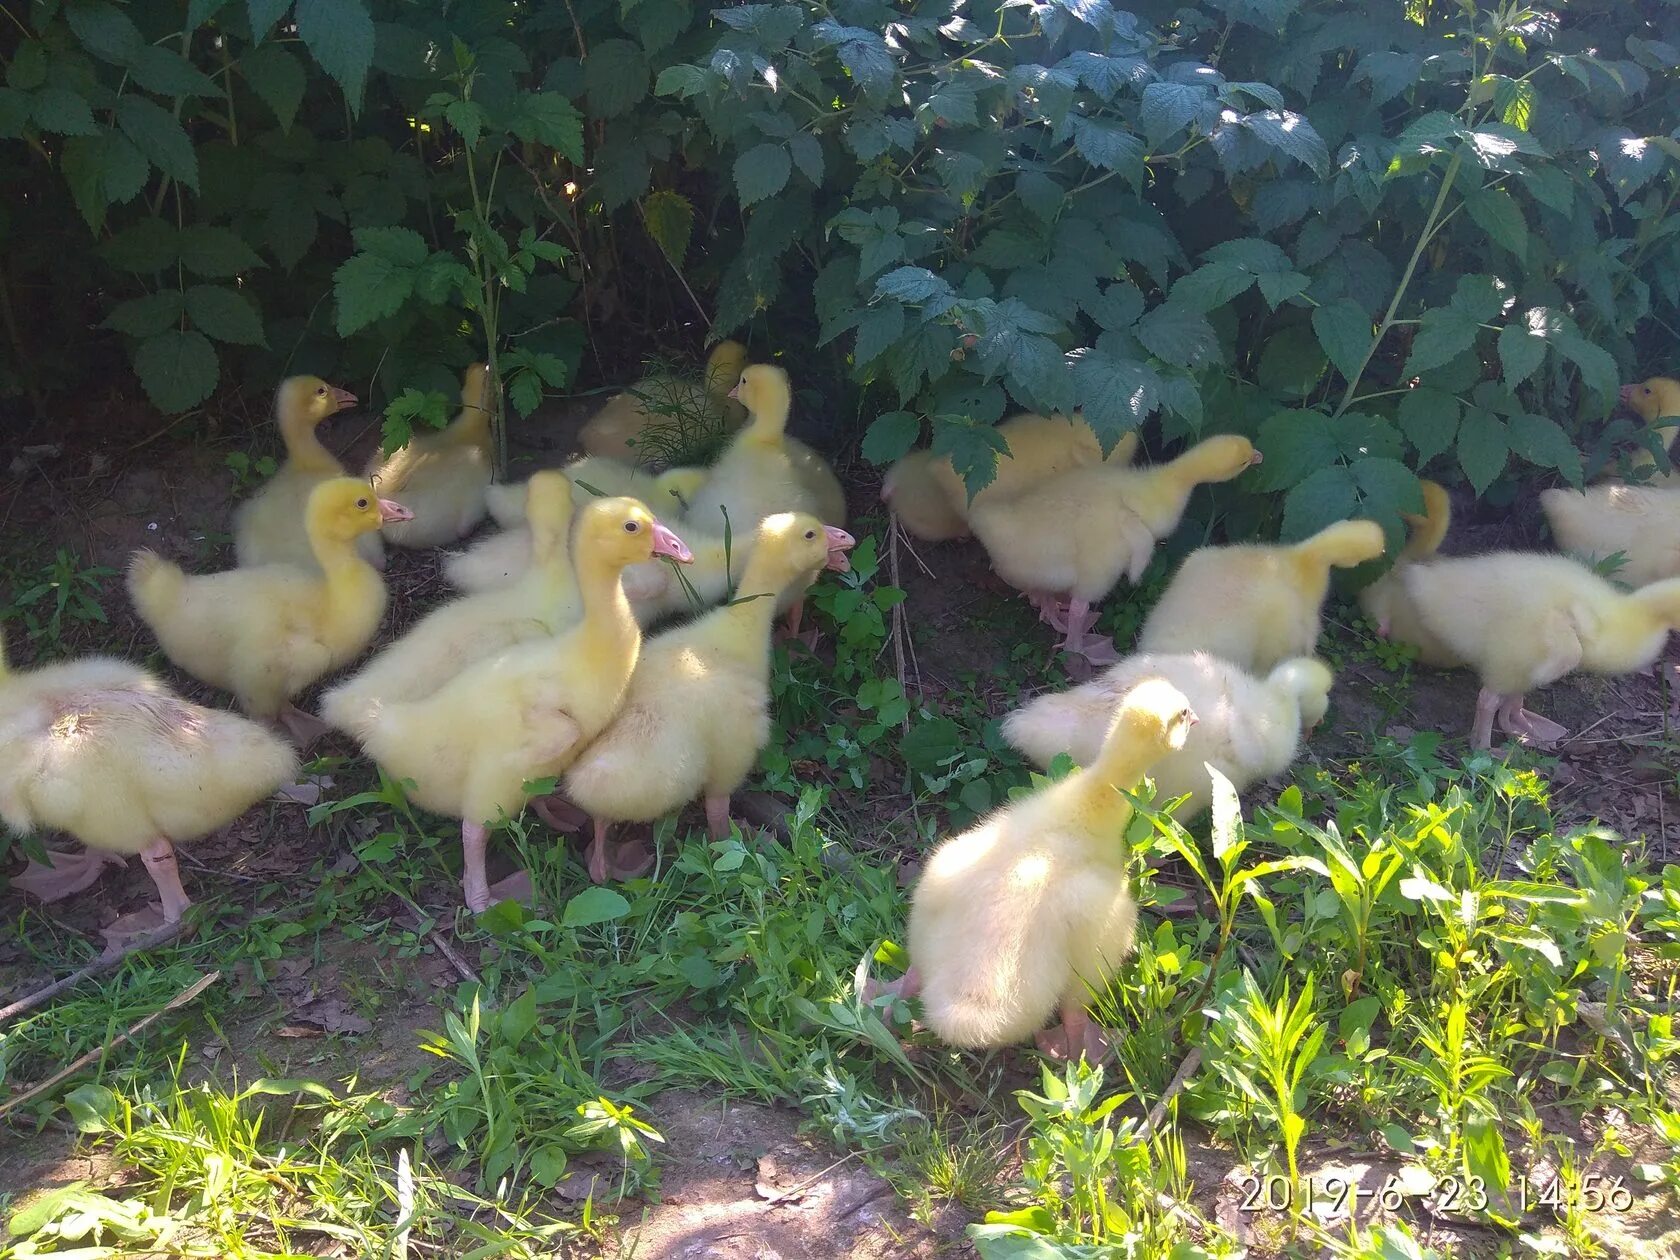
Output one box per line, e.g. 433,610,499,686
1393,110,1465,157
334,251,416,335
1404,307,1481,377
134,329,218,412
561,887,631,929
1312,299,1372,379
65,2,144,65
585,39,649,119
1139,80,1204,146
1073,117,1144,183
873,267,952,306
127,46,220,98
187,0,235,28
1465,188,1529,259
1555,331,1619,403
789,132,824,185
1257,325,1326,399
241,44,306,131
734,142,791,207
642,189,694,265
507,93,585,161
1508,413,1583,486
1497,318,1546,387
926,80,978,126
353,226,429,266
854,301,905,365
862,411,921,465
1244,109,1329,174
529,1145,569,1188
444,99,488,148
1169,260,1252,312
60,129,149,229
295,0,375,110
32,85,98,136
1070,346,1157,452
177,226,262,277
1397,387,1461,467
1281,464,1359,540
509,364,545,416
63,1084,118,1134
1256,409,1337,491
104,291,185,338
0,87,29,139
186,284,266,345
1351,456,1423,522
1134,303,1217,369
116,97,198,188
1457,407,1509,494
654,63,710,99
247,0,294,39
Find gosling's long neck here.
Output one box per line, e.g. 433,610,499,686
1400,484,1451,560
281,409,341,475
1123,454,1202,534
740,397,789,448
1632,579,1680,630
1058,728,1159,835
711,547,799,656
572,549,641,675
308,526,383,619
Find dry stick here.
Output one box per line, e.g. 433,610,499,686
0,919,191,1025
412,913,481,986
887,519,915,719
1139,1046,1202,1141
0,970,220,1122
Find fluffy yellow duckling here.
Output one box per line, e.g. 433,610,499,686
370,364,494,548
352,497,692,912
1400,553,1680,748
1541,482,1680,588
1138,520,1384,672
445,462,698,595
233,376,380,570
1,635,298,948
970,435,1261,666
564,513,856,880
883,413,1140,542
319,472,579,730
881,679,1196,1060
1622,376,1680,485
1002,652,1331,819
128,478,411,744
682,364,846,639
578,340,749,460
1356,480,1461,666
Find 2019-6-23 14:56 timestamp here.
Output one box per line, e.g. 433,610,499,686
1236,1171,1638,1218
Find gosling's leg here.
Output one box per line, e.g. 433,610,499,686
461,820,492,913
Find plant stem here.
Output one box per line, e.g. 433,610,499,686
1331,148,1464,418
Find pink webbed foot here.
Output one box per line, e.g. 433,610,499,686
531,792,588,833
585,819,653,883
277,703,332,748
12,848,128,902
775,600,821,650
1027,591,1071,631
1034,1002,1114,1064
1496,695,1569,747
862,963,920,1007
97,839,193,959
1052,598,1119,673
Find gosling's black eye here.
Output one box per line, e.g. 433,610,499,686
804,529,816,540
316,386,327,396
624,520,639,533
356,498,368,509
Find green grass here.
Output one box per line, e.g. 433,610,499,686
4,527,1680,1259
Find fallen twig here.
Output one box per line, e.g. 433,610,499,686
1139,1046,1201,1140
0,918,191,1024
413,914,481,986
0,970,220,1122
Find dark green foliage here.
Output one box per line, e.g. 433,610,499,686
3,0,1678,521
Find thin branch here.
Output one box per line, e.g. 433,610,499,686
0,919,191,1024
0,971,220,1122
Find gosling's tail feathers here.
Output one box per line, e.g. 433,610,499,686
1632,576,1680,625
1401,480,1452,560
1295,520,1386,569
126,549,185,619
1268,657,1334,726
1000,697,1077,770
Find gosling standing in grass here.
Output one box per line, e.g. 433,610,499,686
880,680,1197,1062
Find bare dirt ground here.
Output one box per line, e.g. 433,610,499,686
1,395,1676,1256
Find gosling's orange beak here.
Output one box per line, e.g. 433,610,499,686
377,498,413,523
650,521,693,563
727,383,741,401
1619,383,1636,406
1249,450,1264,465
823,525,857,572
330,386,358,411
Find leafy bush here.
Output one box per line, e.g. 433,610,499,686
4,0,1679,520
